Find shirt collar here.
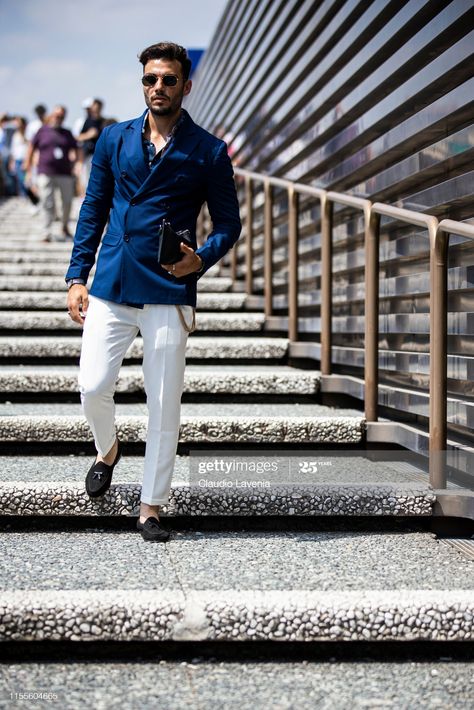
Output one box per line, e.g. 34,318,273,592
141,109,185,140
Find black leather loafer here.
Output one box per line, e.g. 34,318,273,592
136,516,170,542
85,438,122,497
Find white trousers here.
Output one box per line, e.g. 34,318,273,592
78,295,192,505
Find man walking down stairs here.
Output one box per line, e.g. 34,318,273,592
65,42,242,542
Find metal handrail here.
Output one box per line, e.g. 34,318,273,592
230,166,474,490
234,167,374,417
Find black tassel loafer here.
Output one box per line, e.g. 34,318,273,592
136,516,171,542
85,438,122,497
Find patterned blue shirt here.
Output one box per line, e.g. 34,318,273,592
141,109,185,169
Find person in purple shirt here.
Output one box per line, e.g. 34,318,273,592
24,105,80,241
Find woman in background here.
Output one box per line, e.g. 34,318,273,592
10,116,29,197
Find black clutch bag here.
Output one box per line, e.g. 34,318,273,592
157,218,193,264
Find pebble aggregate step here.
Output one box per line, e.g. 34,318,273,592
0,252,75,263
1,588,473,642
0,291,248,311
0,402,360,416
0,413,365,445
0,242,66,249
0,364,320,395
2,660,474,709
0,275,233,292
0,481,435,517
0,264,81,276
0,454,438,517
0,336,289,360
1,239,54,246
0,526,473,642
0,311,265,332
0,235,76,242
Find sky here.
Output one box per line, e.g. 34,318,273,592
0,0,228,125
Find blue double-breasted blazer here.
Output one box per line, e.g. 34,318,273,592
65,108,241,307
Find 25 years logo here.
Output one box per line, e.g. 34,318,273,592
298,461,319,474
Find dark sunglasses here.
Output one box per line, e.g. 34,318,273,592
141,73,179,87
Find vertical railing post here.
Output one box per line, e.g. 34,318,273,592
245,176,253,296
430,222,448,489
364,207,380,422
288,186,299,342
320,195,333,374
264,179,273,318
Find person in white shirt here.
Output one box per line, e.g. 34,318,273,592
10,116,28,196
73,97,93,139
25,104,47,198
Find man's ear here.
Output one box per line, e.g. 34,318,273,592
183,79,192,97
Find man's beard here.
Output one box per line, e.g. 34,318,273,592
149,104,173,116
145,91,182,117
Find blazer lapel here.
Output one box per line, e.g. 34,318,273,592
122,110,149,185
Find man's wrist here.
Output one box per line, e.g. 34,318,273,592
194,254,205,274
66,278,86,289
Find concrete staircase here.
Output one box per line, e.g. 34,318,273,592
0,198,473,706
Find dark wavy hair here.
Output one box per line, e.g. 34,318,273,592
138,42,192,81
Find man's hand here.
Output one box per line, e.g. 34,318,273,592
161,242,203,278
67,284,89,326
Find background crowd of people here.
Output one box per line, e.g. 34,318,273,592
0,100,117,241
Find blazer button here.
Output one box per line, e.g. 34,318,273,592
124,234,130,242
131,199,137,206
121,171,127,178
